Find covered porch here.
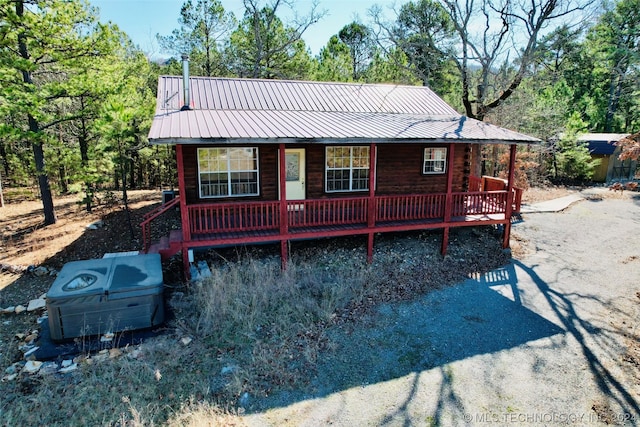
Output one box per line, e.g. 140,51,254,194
142,143,522,275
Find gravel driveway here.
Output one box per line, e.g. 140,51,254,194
244,189,640,426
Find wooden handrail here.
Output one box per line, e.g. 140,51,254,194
140,196,181,251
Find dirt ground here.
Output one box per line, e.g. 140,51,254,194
1,184,638,426
241,187,640,426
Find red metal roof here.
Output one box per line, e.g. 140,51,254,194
149,76,539,145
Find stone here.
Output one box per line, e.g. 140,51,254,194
23,346,39,359
22,360,43,374
109,348,122,359
1,306,15,315
58,363,77,374
86,220,104,230
100,332,115,342
2,373,18,382
40,362,58,375
180,336,193,346
61,359,74,368
27,298,46,312
32,267,49,277
14,305,26,314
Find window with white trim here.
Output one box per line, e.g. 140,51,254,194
198,147,259,197
325,146,370,192
423,147,447,174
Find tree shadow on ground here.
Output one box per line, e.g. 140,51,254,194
514,259,640,420
250,262,565,413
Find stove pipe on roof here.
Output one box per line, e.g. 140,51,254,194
181,54,191,111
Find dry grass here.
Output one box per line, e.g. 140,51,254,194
1,188,519,426
1,227,511,426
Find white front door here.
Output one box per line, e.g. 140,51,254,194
283,148,305,200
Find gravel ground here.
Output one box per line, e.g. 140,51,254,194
242,188,640,426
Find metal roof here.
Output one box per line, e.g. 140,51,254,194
149,76,539,145
578,133,627,155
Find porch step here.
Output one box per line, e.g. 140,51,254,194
169,229,183,243
146,229,183,261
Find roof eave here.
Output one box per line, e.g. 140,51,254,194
148,136,540,146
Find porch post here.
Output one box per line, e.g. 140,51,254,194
502,144,517,249
278,143,289,267
441,143,456,255
367,142,377,262
176,144,191,279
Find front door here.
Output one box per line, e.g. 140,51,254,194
283,148,306,200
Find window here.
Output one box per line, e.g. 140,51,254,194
325,146,370,192
198,147,259,198
423,147,447,174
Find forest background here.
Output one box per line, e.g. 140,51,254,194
1,0,640,225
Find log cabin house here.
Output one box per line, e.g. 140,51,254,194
144,59,538,277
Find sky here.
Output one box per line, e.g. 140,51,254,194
89,0,394,59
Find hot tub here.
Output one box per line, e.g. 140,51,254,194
46,254,164,341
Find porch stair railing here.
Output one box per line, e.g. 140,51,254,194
141,196,181,258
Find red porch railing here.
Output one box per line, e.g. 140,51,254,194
189,200,281,235
376,193,446,222
141,196,181,251
183,190,512,239
452,191,508,216
287,197,368,228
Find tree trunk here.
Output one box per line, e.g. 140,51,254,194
0,141,10,178
31,129,56,225
17,0,56,225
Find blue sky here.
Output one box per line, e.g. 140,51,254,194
89,0,393,58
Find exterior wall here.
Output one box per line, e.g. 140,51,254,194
181,142,470,204
590,154,609,183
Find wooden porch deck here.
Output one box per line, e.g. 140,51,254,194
142,190,515,257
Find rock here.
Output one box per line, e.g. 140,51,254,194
32,267,49,277
58,363,77,374
23,346,39,359
27,298,46,312
109,348,122,359
24,333,38,343
61,359,74,368
100,332,114,342
1,306,15,315
86,220,104,230
40,362,58,375
14,305,26,314
5,364,19,375
2,373,18,382
22,360,43,374
180,336,193,346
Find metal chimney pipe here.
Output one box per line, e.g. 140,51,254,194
181,54,191,111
